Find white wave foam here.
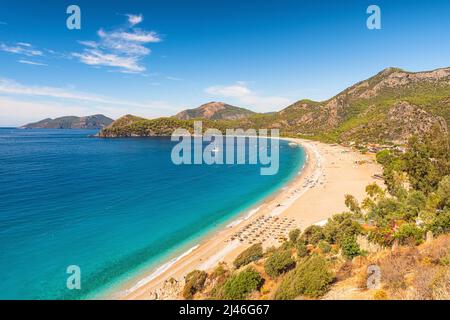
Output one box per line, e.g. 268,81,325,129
125,244,199,294
226,205,262,228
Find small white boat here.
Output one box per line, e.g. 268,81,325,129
212,146,220,153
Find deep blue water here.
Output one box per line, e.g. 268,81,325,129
0,128,304,299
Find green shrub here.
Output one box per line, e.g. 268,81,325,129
427,209,450,235
439,249,450,266
323,212,362,245
210,262,229,280
289,228,301,243
368,226,395,247
264,249,295,278
222,267,264,300
402,190,427,221
209,264,231,299
436,175,450,209
395,223,424,245
182,270,208,299
279,240,293,250
341,235,361,259
296,240,309,258
318,240,332,254
274,255,333,299
345,194,362,215
264,246,277,256
300,225,324,245
376,150,392,166
233,243,263,269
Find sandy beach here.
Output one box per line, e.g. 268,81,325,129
114,139,381,300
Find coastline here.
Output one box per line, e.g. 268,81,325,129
111,138,381,300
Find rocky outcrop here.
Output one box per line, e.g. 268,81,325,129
148,278,182,300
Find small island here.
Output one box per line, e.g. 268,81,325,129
22,114,114,130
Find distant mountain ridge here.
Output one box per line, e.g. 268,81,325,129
23,115,114,129
99,67,449,143
175,102,255,120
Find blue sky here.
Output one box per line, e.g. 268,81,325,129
0,0,449,126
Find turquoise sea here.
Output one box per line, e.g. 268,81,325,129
0,128,304,299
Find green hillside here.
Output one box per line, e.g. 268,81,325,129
99,67,449,144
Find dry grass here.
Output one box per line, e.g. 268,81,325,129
411,265,438,299
335,261,353,282
430,268,450,300
378,246,419,294
373,289,388,300
420,236,450,264
324,234,450,300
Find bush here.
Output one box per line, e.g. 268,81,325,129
264,249,295,278
182,270,208,299
274,255,333,299
368,226,395,247
402,190,427,221
288,228,301,243
323,212,362,245
395,223,424,245
376,150,392,166
209,263,231,299
300,225,324,245
436,175,450,206
296,240,309,258
341,235,361,259
210,262,230,280
233,243,263,269
318,240,332,254
427,210,450,235
222,267,264,300
439,250,450,266
345,194,362,215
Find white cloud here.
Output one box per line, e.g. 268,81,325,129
0,78,148,107
126,14,143,26
73,49,145,73
77,40,98,48
205,82,251,97
0,78,179,126
17,42,31,47
18,59,47,66
73,15,160,73
0,96,94,127
165,76,182,81
0,42,43,56
205,82,290,112
102,30,161,43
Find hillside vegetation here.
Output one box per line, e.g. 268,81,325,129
23,114,113,129
99,67,449,144
175,102,256,120
179,129,449,300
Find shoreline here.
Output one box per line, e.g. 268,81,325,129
111,138,381,300
101,137,305,299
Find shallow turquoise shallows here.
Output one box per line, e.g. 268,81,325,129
0,128,304,299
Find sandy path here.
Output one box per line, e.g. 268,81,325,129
112,139,381,300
